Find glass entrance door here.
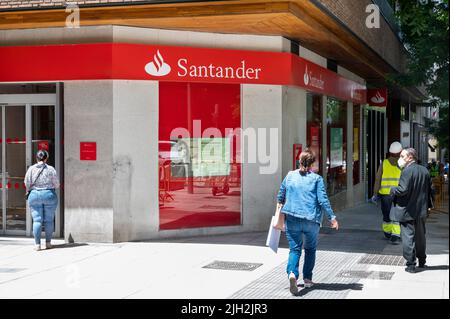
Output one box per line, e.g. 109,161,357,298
0,102,57,236
1,105,27,233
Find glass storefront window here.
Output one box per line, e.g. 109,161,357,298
159,82,241,230
306,94,322,174
353,104,360,185
326,98,347,196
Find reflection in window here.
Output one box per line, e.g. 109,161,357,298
159,82,241,230
326,98,347,196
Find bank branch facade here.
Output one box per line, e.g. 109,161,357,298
0,26,369,242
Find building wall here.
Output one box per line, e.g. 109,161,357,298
112,80,158,242
241,84,283,231
0,25,289,52
317,0,407,73
346,101,354,206
64,81,114,243
281,86,307,178
299,46,327,68
3,25,369,241
338,66,366,86
400,120,411,148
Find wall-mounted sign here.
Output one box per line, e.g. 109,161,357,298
80,142,96,161
309,126,320,173
0,43,366,104
37,141,49,151
330,128,343,168
367,88,388,107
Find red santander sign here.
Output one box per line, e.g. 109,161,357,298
367,88,388,107
0,43,366,104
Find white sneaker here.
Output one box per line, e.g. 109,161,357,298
289,272,298,295
304,279,315,288
35,245,41,251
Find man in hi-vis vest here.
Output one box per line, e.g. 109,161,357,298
372,141,403,244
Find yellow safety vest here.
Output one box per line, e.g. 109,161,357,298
379,159,401,195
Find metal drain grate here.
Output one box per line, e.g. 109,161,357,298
0,268,26,273
358,254,405,266
337,270,394,280
203,260,263,271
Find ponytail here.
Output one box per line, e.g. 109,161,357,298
299,148,316,175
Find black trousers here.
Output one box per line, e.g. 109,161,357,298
400,217,427,266
379,195,394,223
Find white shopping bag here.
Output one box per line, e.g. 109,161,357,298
266,216,281,253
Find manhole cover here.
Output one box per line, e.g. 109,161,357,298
203,261,263,271
0,268,26,273
337,270,394,280
358,254,405,266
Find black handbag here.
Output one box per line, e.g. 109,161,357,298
25,166,45,200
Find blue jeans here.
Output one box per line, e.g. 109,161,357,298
285,214,320,280
28,189,58,245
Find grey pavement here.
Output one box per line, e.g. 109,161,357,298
0,202,448,299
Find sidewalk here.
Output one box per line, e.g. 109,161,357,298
0,203,448,299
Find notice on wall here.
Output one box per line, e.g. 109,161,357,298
38,141,49,151
353,127,359,161
310,126,320,173
330,128,343,168
177,138,230,177
80,142,97,161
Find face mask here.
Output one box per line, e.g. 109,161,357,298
398,158,407,168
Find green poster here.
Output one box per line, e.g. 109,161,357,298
330,128,343,168
179,137,231,177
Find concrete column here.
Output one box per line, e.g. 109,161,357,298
64,81,114,243
241,84,283,231
321,96,328,184
112,80,158,242
281,86,307,177
64,80,158,243
347,101,354,207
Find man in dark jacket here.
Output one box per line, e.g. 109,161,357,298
390,148,433,273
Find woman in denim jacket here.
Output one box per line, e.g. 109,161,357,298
277,149,339,295
24,150,60,251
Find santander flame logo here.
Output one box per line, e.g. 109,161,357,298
145,50,171,76
304,65,310,86
371,91,385,104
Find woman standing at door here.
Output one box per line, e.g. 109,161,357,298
24,150,60,251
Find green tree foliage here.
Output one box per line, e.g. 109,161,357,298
390,0,449,148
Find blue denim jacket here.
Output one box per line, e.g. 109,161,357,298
277,170,336,224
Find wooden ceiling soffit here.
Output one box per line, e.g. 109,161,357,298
0,1,290,29
0,0,393,80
